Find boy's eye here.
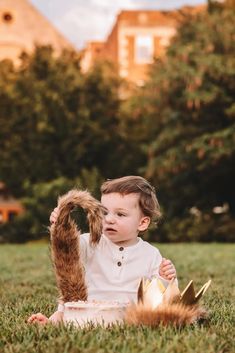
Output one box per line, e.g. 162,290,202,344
102,210,108,216
117,212,126,217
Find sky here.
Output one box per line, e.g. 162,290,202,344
30,0,206,49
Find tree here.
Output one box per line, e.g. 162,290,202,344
0,46,133,197
132,3,235,241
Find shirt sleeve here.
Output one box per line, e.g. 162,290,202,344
149,247,163,278
149,247,172,287
149,247,178,287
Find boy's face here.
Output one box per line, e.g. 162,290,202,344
101,192,150,246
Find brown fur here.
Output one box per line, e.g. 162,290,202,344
125,302,207,327
50,189,104,302
133,278,208,327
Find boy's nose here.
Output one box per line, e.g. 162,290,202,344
105,214,115,224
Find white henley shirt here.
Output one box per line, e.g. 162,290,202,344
79,233,166,303
57,233,170,312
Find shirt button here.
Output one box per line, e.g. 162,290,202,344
119,247,124,251
117,261,122,266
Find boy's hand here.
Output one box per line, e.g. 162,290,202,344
159,258,176,280
49,207,59,224
27,313,49,325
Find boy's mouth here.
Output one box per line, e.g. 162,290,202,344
105,227,117,232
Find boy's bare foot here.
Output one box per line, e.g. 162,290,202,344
27,313,49,325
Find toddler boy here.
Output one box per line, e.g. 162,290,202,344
28,175,176,324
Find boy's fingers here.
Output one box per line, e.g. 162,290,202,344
28,317,36,323
166,274,175,280
163,263,174,269
160,264,176,274
161,264,173,272
50,207,59,224
164,268,176,276
162,259,171,266
27,314,38,323
35,313,43,318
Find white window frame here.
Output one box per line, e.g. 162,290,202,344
135,35,153,64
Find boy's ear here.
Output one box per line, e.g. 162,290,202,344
138,216,151,232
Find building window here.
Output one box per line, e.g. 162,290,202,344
135,35,153,64
2,12,13,23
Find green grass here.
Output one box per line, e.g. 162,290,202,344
0,243,234,353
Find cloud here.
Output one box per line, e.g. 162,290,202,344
54,4,117,49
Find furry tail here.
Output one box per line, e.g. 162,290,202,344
125,303,207,327
50,189,103,302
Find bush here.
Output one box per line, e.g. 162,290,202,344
0,169,103,243
149,211,235,242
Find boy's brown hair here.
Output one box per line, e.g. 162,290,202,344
101,176,161,224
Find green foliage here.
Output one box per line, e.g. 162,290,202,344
0,46,132,197
154,212,235,243
0,243,234,353
0,169,103,243
131,4,235,241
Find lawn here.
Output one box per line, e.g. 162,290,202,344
0,243,234,353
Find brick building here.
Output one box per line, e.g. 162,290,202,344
0,0,73,64
80,6,205,85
